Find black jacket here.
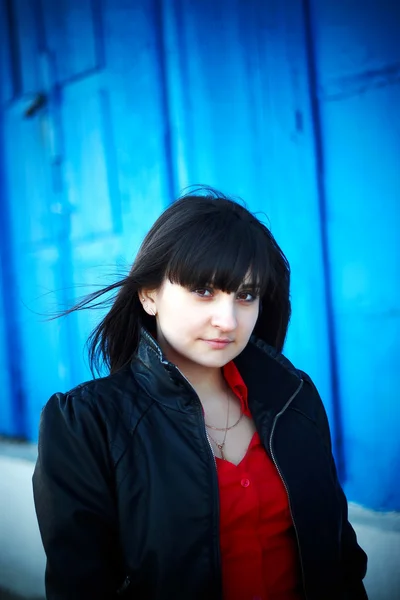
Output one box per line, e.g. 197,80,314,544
33,330,368,600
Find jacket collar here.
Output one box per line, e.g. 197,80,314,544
132,328,303,424
133,329,197,412
234,337,303,441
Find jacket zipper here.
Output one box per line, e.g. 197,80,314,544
173,366,222,591
268,378,309,600
174,366,218,469
174,364,307,599
201,410,222,596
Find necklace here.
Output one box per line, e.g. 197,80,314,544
204,390,244,431
205,391,243,460
205,411,244,431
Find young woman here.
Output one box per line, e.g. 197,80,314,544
33,188,368,600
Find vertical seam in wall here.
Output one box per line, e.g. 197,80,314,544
174,0,197,186
91,0,106,70
153,0,178,202
302,0,346,480
0,117,26,437
241,2,264,182
35,0,46,53
4,0,22,98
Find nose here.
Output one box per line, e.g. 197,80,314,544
210,294,237,332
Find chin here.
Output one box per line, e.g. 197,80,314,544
199,353,237,368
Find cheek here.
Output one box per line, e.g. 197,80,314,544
160,305,182,330
159,298,199,333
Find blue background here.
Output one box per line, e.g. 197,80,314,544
0,0,399,512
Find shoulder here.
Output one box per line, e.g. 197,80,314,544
38,363,151,475
63,362,137,404
41,362,148,444
294,369,332,451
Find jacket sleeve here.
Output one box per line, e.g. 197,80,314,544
308,376,369,600
32,391,124,599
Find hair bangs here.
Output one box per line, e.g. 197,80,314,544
165,212,272,296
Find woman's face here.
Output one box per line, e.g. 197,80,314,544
145,279,260,370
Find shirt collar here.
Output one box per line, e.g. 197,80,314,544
223,360,250,417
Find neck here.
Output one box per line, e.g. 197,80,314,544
179,360,226,400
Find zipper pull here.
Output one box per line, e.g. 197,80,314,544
116,575,131,595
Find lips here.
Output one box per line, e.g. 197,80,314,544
202,338,233,349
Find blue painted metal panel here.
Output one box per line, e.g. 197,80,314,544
0,0,334,452
101,0,174,234
1,101,77,440
319,83,400,510
161,0,262,193
56,0,174,384
0,0,399,511
310,0,400,511
310,0,400,88
61,76,119,241
40,0,102,83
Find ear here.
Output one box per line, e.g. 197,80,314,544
139,289,157,317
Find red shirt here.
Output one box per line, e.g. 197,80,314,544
218,361,303,600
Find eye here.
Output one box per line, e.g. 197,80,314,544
193,288,213,298
237,290,257,302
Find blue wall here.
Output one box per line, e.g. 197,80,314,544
0,0,399,512
310,0,400,510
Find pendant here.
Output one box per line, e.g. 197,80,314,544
217,443,225,460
